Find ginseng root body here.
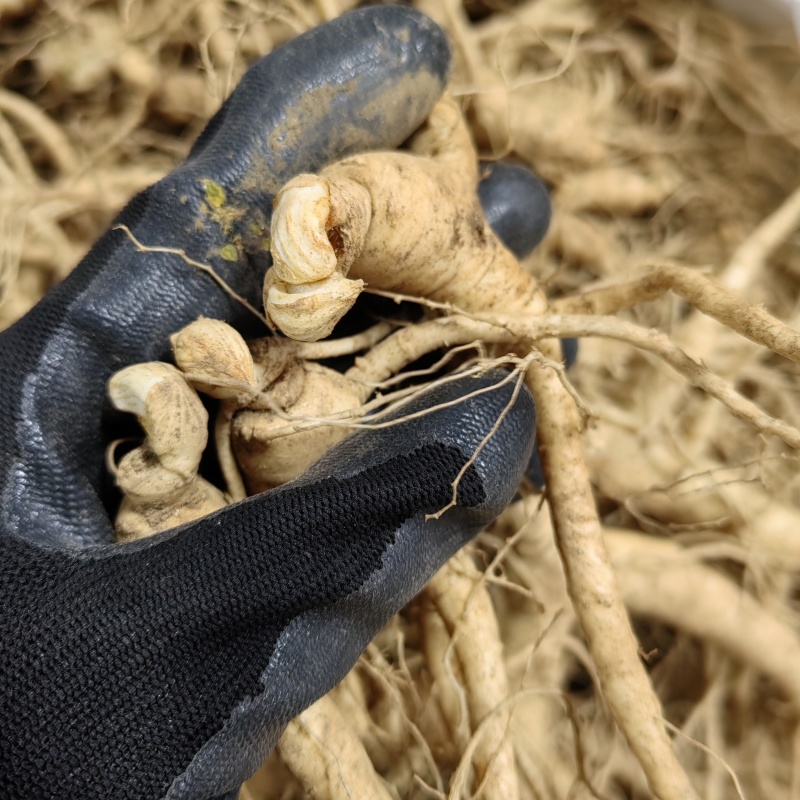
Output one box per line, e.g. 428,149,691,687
265,96,547,342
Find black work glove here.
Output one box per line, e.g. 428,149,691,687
0,7,535,799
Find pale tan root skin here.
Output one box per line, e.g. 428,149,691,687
108,362,208,479
110,252,800,797
277,694,395,800
420,598,471,758
236,288,800,796
205,325,396,495
170,318,262,502
525,340,700,800
171,317,259,405
342,645,449,791
607,529,800,710
551,264,800,366
487,493,800,798
551,180,800,451
108,362,225,539
348,303,800,798
231,359,363,492
425,550,519,800
215,401,246,502
264,95,547,342
115,475,226,542
348,311,800,451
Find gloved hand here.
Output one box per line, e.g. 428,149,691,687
0,7,535,799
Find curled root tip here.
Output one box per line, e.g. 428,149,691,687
271,175,338,284
264,272,364,342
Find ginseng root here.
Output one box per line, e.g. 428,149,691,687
264,94,547,342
